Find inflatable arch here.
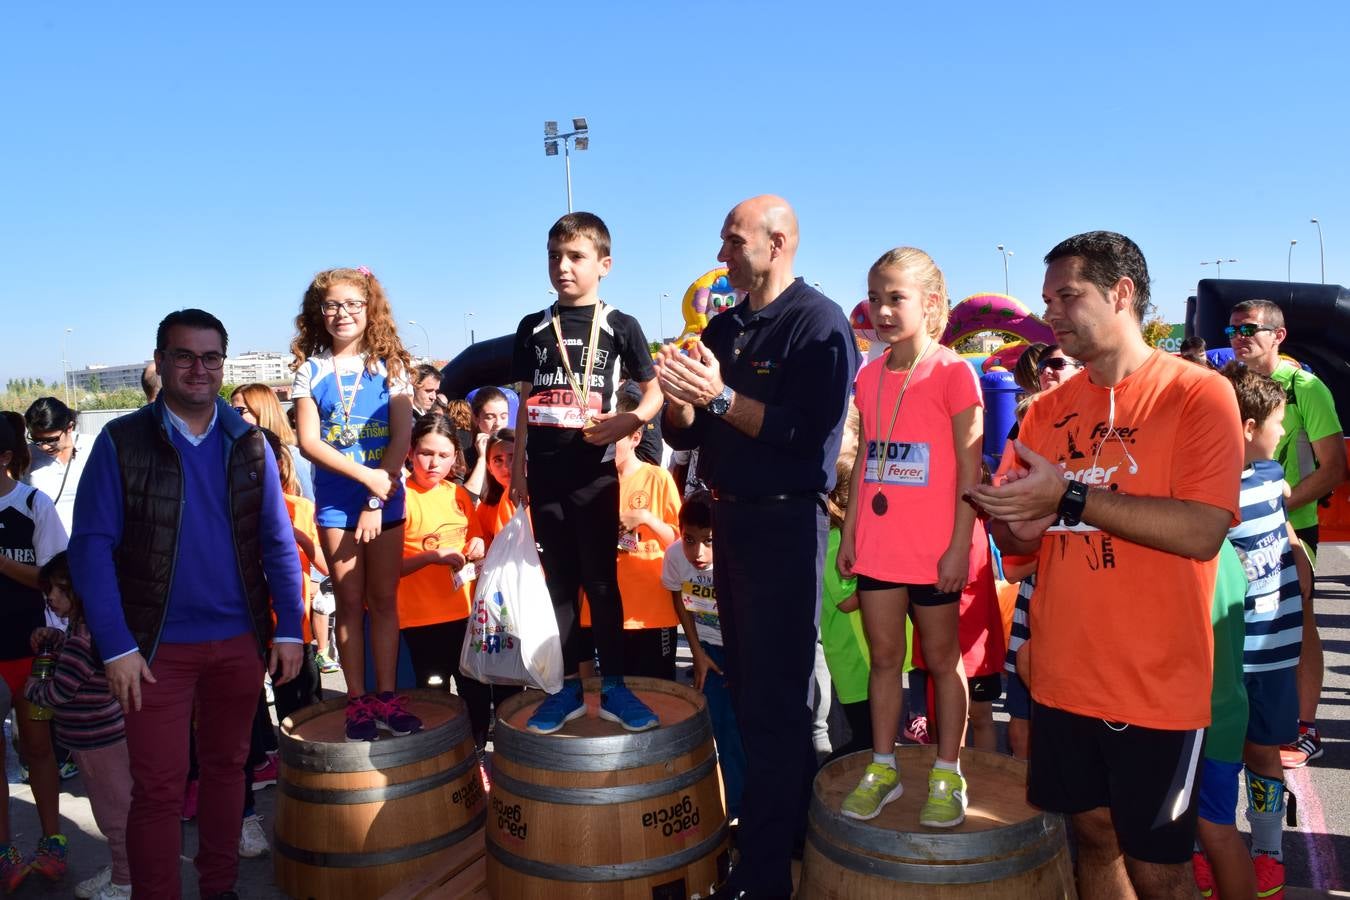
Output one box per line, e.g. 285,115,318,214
942,293,1054,348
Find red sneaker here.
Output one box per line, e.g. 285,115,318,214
1253,853,1284,899
1192,851,1217,899
252,751,279,790
1279,728,1322,769
28,834,67,882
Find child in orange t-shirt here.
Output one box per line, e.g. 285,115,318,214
837,247,984,828
582,395,682,680
475,428,517,548
397,414,495,746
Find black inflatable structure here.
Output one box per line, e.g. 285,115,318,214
438,334,514,400
1189,279,1350,426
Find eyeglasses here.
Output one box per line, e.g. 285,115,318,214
1037,356,1079,372
162,349,226,370
232,406,250,416
320,300,367,316
1224,323,1274,339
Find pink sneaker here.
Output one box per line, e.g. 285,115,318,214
181,779,199,821
1192,850,1217,899
903,715,932,745
252,752,279,790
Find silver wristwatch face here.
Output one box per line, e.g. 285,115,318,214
709,387,732,416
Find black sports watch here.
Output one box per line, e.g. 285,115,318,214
707,385,734,417
1058,481,1088,527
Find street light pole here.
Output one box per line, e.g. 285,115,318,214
544,119,590,213
997,245,1013,295
1310,218,1325,283
407,320,432,362
658,292,669,342
62,327,73,407
462,312,475,349
1200,258,1238,278
1288,240,1297,282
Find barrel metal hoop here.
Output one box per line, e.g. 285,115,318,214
278,750,480,805
489,753,717,806
275,811,486,869
810,791,1066,862
280,715,472,774
496,712,709,772
486,820,728,882
804,816,1066,885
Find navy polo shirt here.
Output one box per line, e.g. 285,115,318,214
665,278,858,497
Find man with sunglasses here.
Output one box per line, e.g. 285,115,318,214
1228,299,1346,768
23,398,90,537
68,308,304,900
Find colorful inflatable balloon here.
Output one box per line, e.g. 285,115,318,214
942,294,1054,347
849,300,877,341
677,267,746,345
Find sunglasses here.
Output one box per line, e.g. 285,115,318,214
232,406,250,416
29,433,65,449
1224,323,1274,339
1037,357,1078,372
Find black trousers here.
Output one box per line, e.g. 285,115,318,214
713,496,826,897
529,457,626,679
401,619,516,745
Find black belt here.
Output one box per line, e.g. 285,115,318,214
712,490,823,505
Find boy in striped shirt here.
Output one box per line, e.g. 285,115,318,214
1214,363,1313,898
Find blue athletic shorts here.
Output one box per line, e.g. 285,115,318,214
1244,667,1298,746
1197,758,1243,826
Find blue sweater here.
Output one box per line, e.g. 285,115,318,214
69,400,304,662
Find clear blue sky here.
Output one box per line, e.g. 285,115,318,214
4,1,1347,384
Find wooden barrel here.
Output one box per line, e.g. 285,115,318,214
798,747,1076,899
273,691,487,900
487,677,731,899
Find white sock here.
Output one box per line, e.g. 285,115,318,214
872,752,896,769
933,756,961,774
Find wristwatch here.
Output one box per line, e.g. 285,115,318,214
366,496,384,511
707,385,734,417
1057,481,1088,527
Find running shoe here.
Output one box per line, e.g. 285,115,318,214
840,763,902,821
1279,728,1322,769
75,864,111,899
526,685,586,735
58,759,80,781
1253,852,1285,899
252,752,279,790
317,652,341,675
181,778,199,820
0,844,27,894
28,833,67,882
373,693,422,736
919,768,968,828
599,684,659,732
239,814,269,858
92,883,131,900
345,695,379,742
1192,850,1216,899
903,715,932,745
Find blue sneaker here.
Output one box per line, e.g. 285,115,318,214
599,683,659,732
525,685,585,735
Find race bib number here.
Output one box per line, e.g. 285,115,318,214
526,389,603,429
681,579,717,615
453,562,478,591
863,440,930,487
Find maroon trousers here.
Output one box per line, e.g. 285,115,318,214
124,633,263,899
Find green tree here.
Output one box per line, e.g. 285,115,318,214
1141,317,1171,348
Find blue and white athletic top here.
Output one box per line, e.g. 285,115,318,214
291,351,411,528
1004,572,1033,675
1227,459,1302,673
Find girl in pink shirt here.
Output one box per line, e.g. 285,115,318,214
837,247,984,828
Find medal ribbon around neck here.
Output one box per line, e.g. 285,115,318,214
550,301,604,426
870,336,933,515
332,357,362,445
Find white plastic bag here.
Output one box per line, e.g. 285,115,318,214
460,508,563,694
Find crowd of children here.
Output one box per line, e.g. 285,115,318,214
0,210,1339,900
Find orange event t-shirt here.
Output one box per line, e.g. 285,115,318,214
477,496,516,549
580,462,682,630
398,480,484,628
853,345,984,584
281,493,318,644
1018,350,1243,729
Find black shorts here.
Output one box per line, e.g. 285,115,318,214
855,575,959,607
1294,525,1319,557
969,673,1002,704
1027,701,1204,865
620,626,678,682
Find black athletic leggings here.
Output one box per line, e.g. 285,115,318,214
401,619,514,745
529,458,626,678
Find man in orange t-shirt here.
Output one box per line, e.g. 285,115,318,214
969,231,1243,899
